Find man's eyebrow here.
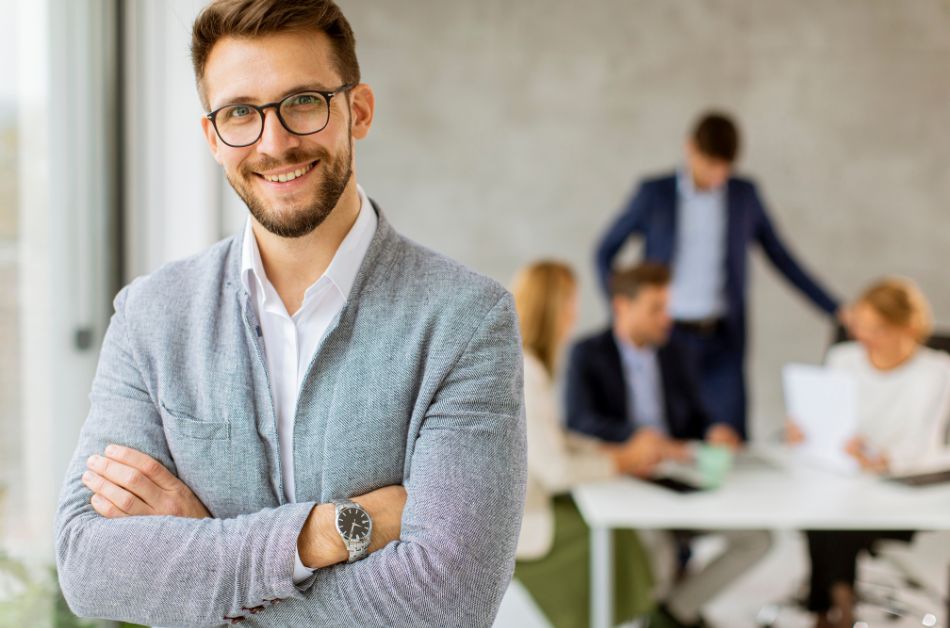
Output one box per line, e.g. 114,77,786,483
211,83,338,110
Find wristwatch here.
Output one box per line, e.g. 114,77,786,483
333,499,372,563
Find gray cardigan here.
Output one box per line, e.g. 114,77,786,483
54,205,527,627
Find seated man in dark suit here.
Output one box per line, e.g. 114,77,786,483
566,263,771,627
567,265,708,452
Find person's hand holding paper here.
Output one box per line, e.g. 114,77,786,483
783,364,860,474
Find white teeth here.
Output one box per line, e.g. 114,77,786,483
264,162,314,183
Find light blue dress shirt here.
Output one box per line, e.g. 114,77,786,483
668,168,728,321
615,335,667,435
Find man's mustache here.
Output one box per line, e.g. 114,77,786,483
241,148,328,176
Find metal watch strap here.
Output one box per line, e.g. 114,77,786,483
333,499,371,563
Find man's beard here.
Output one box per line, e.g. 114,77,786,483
227,139,353,239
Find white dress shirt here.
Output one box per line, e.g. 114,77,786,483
615,335,667,436
240,185,378,581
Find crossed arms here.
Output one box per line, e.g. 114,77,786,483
55,288,527,627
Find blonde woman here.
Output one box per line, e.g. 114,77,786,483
511,260,654,628
789,277,950,628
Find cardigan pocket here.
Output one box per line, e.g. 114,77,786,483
159,402,235,515
160,402,231,440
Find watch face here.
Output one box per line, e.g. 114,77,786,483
337,507,371,541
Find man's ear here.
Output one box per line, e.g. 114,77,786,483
348,83,375,141
610,295,624,320
684,138,697,160
200,115,224,164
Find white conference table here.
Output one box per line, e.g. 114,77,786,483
572,444,950,628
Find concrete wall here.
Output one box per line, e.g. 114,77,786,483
338,0,950,438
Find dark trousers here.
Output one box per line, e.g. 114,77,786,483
671,322,747,439
806,530,916,612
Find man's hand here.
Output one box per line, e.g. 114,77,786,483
84,444,408,571
83,444,210,519
706,423,742,451
297,485,407,569
612,428,666,478
837,305,853,335
661,439,693,463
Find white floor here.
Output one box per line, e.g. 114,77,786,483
496,530,950,628
707,530,948,628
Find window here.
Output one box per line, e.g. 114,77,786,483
0,0,21,545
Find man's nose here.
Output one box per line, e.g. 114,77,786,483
256,108,301,156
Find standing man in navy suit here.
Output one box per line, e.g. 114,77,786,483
596,112,842,442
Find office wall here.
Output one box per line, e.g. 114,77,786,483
123,0,221,281
338,0,950,437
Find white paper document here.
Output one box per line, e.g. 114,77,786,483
783,363,859,474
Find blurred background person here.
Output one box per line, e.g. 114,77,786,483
566,263,771,628
566,263,710,454
787,277,950,628
595,112,843,444
511,260,655,628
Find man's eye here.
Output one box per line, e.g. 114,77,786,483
287,94,321,107
223,106,253,120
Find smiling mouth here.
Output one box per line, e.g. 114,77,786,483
257,160,318,183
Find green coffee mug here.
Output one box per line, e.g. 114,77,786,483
696,444,734,488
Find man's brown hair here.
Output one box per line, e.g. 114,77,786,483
609,263,671,300
191,0,360,110
691,111,740,163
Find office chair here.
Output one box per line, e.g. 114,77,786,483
756,326,950,627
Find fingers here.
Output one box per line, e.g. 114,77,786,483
83,470,152,516
103,444,180,491
872,456,890,474
837,306,853,332
86,446,212,519
664,441,692,462
707,424,741,449
625,446,661,477
785,421,805,444
843,437,864,457
632,461,657,478
90,493,130,518
87,453,163,507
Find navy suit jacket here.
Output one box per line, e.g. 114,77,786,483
565,329,711,443
596,173,839,352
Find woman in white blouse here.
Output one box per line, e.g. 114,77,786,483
511,261,656,628
788,277,950,628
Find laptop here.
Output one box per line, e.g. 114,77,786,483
885,455,950,487
886,468,950,487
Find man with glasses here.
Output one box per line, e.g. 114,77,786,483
54,1,526,626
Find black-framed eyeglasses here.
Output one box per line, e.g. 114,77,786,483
206,83,356,148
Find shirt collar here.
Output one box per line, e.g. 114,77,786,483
677,166,725,199
614,333,656,364
240,184,378,306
